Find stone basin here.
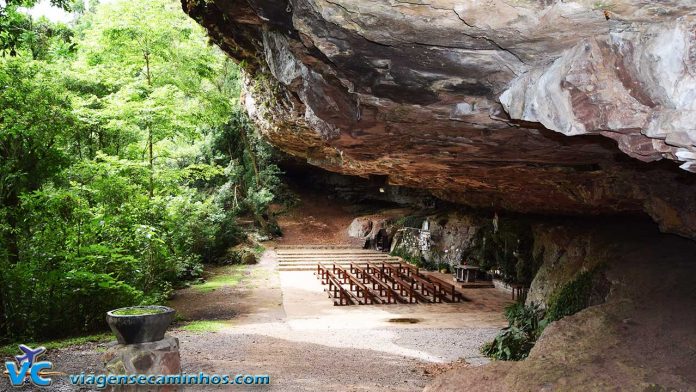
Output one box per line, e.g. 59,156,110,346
106,305,175,345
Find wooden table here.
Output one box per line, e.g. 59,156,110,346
454,264,480,283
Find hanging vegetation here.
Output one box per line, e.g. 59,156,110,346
466,217,541,285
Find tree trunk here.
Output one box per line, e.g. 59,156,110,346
239,127,261,187
148,126,154,199
144,50,152,85
145,49,154,199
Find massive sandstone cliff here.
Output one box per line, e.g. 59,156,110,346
182,0,696,238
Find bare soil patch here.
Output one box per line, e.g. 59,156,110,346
0,188,513,391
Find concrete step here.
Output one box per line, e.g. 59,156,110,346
278,260,401,265
275,245,399,271
277,255,398,260
278,261,402,267
274,245,359,250
277,251,390,255
278,266,323,272
278,261,402,272
277,250,389,254
279,260,400,266
279,261,400,267
277,254,391,258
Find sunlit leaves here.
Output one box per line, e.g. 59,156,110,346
0,0,268,343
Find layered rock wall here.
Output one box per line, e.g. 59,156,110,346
183,0,696,238
425,222,696,390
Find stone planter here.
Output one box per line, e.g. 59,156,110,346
106,306,175,345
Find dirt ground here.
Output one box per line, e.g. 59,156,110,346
166,189,511,391
0,190,512,391
274,190,364,246
172,250,509,392
426,229,696,392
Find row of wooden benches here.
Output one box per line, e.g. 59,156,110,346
315,262,467,306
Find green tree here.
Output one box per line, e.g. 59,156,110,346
0,0,75,57
69,0,231,195
0,58,74,264
0,0,283,344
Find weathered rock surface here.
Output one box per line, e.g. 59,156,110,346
183,0,696,238
347,217,374,239
426,224,696,391
103,336,182,391
228,244,259,265
526,223,611,307
501,19,696,170
387,211,483,267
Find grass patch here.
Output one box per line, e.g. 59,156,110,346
249,267,271,279
253,244,266,255
192,265,246,293
179,320,230,333
112,307,167,316
0,333,112,357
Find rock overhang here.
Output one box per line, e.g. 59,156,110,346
183,0,696,238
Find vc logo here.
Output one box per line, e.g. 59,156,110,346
4,345,54,387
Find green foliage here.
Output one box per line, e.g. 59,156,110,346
202,108,284,236
546,268,599,322
482,268,602,361
0,58,73,202
481,302,546,361
111,307,166,316
1,0,76,58
3,263,143,340
467,218,540,285
179,320,229,333
390,247,450,272
191,265,246,293
390,247,423,267
0,333,112,357
253,244,266,255
0,0,282,343
394,215,425,229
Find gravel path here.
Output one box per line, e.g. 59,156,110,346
0,193,509,391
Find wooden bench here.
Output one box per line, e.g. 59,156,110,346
369,263,423,304
423,273,467,303
317,263,359,306
363,263,409,304
382,264,435,304
333,264,383,305
510,283,529,302
318,262,466,305
397,262,419,277
405,272,443,303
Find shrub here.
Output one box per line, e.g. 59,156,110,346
467,218,539,285
396,215,425,229
482,267,604,361
545,267,600,322
481,302,545,361
2,264,142,341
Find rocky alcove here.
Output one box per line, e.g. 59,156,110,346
181,1,696,390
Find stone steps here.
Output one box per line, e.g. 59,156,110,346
275,250,385,255
278,260,399,267
278,261,402,272
277,255,398,261
275,247,402,271
274,244,359,250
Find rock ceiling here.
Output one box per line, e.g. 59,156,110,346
183,0,696,238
